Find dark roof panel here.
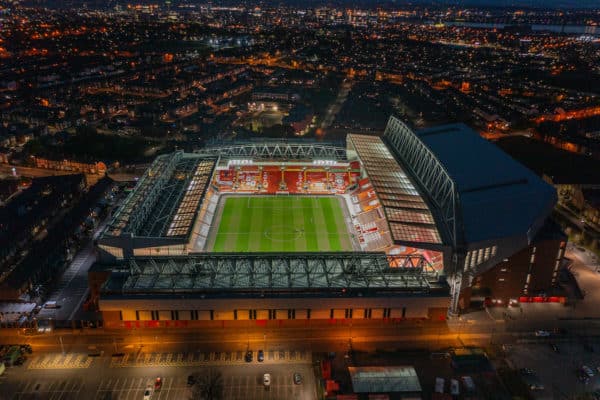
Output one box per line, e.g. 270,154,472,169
415,123,557,243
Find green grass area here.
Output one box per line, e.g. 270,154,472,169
211,196,353,252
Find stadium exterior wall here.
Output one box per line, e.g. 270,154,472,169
99,295,450,328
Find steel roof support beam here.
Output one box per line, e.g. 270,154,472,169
195,143,347,161
116,253,436,292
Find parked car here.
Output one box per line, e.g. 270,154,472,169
187,375,195,386
521,373,545,390
434,377,444,393
535,330,550,337
461,376,476,392
258,350,264,362
245,350,253,363
519,368,534,375
550,343,560,353
450,379,460,396
577,369,590,384
43,301,59,309
582,365,595,378
293,373,302,385
263,373,271,387
154,377,162,390
143,387,152,400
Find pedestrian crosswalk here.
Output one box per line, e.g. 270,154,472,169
110,349,311,368
27,353,93,369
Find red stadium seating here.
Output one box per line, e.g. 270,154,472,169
212,163,359,195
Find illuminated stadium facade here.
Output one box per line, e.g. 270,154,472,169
93,117,557,327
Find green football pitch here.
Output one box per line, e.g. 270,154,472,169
210,196,354,252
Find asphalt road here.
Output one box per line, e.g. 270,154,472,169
4,321,475,354
8,314,600,357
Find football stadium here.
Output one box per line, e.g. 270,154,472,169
92,116,557,328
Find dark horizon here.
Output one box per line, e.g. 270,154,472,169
14,0,600,10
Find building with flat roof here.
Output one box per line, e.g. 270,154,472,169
348,366,422,395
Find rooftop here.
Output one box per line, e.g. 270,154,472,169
103,152,215,239
347,134,442,246
348,366,422,393
101,252,442,296
416,123,557,243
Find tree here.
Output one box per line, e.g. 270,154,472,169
190,368,224,400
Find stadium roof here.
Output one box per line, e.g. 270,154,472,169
347,134,442,246
348,366,422,393
103,152,216,239
194,142,347,161
383,117,556,246
415,123,557,244
101,253,440,295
